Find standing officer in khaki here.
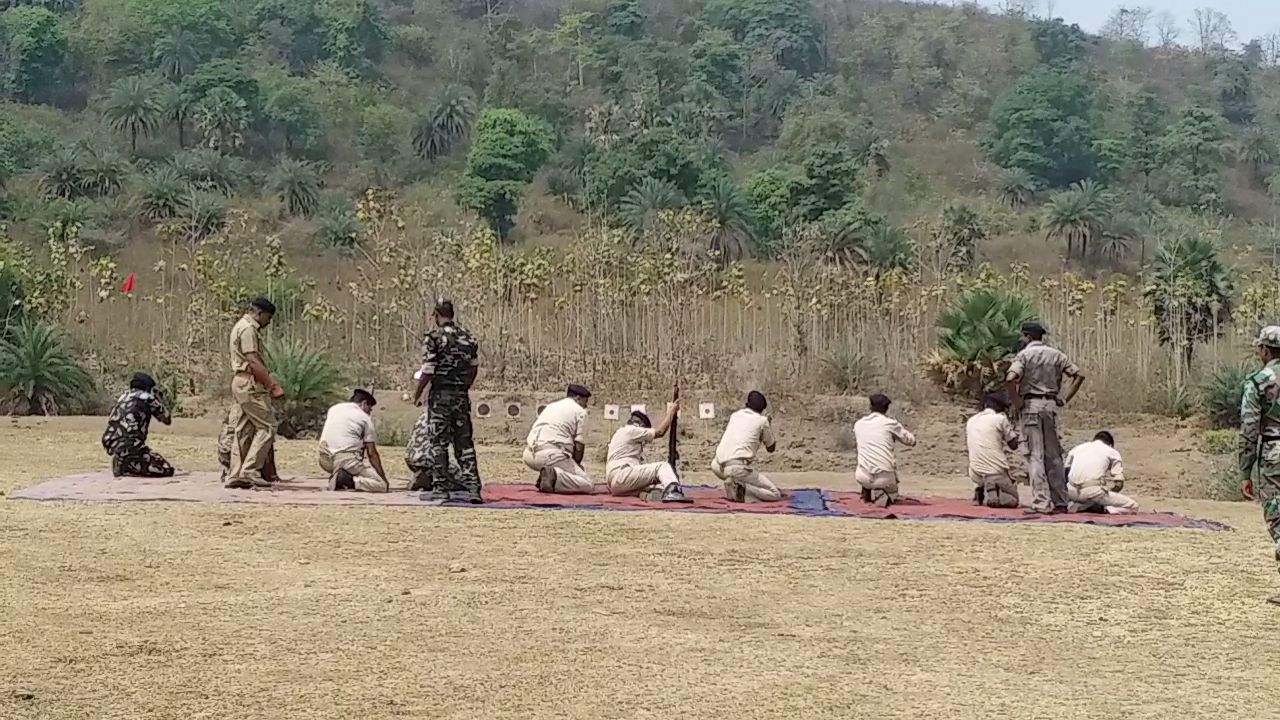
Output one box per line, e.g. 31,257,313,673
1006,321,1085,514
226,297,286,489
711,391,782,502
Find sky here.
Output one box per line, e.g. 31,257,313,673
972,0,1272,38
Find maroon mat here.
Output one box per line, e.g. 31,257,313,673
824,492,1230,531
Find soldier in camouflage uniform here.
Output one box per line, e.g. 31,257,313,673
406,300,483,504
101,372,175,478
1239,325,1280,604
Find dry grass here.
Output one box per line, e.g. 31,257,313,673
0,411,1276,719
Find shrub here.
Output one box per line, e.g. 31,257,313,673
1142,376,1195,419
820,347,874,394
265,341,344,439
1203,362,1251,429
0,321,95,415
925,289,1035,398
314,204,361,249
377,417,412,447
1201,430,1246,501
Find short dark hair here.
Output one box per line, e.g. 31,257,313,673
983,392,1009,413
1095,430,1115,446
250,297,277,315
130,372,156,392
1021,321,1046,341
629,410,652,428
869,393,891,414
746,390,767,413
434,299,455,319
351,388,376,406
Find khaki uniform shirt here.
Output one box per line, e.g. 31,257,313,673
229,314,261,375
527,397,587,452
1006,341,1079,397
1066,440,1124,489
714,408,776,465
319,402,376,455
966,409,1018,476
853,412,916,475
606,425,656,474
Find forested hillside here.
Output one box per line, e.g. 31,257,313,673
0,0,1278,421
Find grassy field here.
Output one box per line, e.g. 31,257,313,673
1,413,1277,719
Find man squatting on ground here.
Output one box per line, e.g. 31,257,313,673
101,372,175,478
225,297,286,489
966,393,1021,508
406,300,484,504
525,384,594,493
1065,431,1137,514
1006,320,1085,515
852,393,916,507
711,391,783,502
318,389,390,493
605,401,692,503
1238,325,1280,604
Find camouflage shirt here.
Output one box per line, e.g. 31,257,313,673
101,389,172,452
419,321,479,390
1240,359,1280,476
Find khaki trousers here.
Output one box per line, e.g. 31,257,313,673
971,469,1020,508
319,443,388,493
228,375,275,483
606,462,677,496
523,446,593,494
711,458,782,502
1021,398,1068,512
1068,484,1138,514
856,467,900,505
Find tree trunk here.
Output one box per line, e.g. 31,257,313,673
130,127,138,154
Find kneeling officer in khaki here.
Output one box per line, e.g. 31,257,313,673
525,384,594,493
318,389,390,492
712,391,782,502
606,401,691,503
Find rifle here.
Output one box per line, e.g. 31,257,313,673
667,383,680,480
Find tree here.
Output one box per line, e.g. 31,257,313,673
937,202,987,272
926,289,1037,398
984,70,1098,188
1235,125,1277,184
619,177,684,236
264,80,321,154
1031,18,1089,68
794,144,858,221
357,104,409,180
550,11,598,88
744,168,798,255
1125,90,1168,189
172,148,244,194
1101,6,1152,44
102,75,163,153
158,81,194,148
194,86,249,152
701,177,755,262
702,0,821,76
1160,106,1227,210
456,108,552,240
153,26,203,82
1142,234,1234,365
1211,55,1254,124
136,166,190,221
38,145,86,199
411,84,477,160
1154,11,1181,47
0,6,66,102
1190,7,1236,52
268,158,321,217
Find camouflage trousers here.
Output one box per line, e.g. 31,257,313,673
1257,440,1280,569
109,439,174,478
405,389,480,494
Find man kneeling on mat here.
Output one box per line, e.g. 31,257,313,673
524,384,594,494
966,393,1021,508
606,401,691,502
1065,431,1138,514
101,372,175,478
317,389,390,492
711,391,782,502
853,393,916,507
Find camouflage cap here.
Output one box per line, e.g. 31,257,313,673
1256,326,1280,349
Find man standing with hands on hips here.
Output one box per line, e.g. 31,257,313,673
225,297,285,489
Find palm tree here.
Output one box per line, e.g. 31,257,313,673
412,85,477,159
1098,213,1139,262
619,177,685,236
180,190,227,240
136,166,190,222
1142,234,1234,366
926,288,1036,398
848,122,890,178
1235,124,1277,183
173,148,243,195
158,82,194,148
994,166,1038,208
194,87,249,152
38,147,88,199
80,147,127,198
153,27,203,83
268,158,322,217
857,223,914,275
102,76,163,153
702,177,755,262
1043,180,1113,259
0,321,95,416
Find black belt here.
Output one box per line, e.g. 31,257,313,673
1024,393,1058,400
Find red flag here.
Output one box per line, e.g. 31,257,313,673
121,272,136,294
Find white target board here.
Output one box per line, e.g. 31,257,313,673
698,402,716,419
603,404,620,420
